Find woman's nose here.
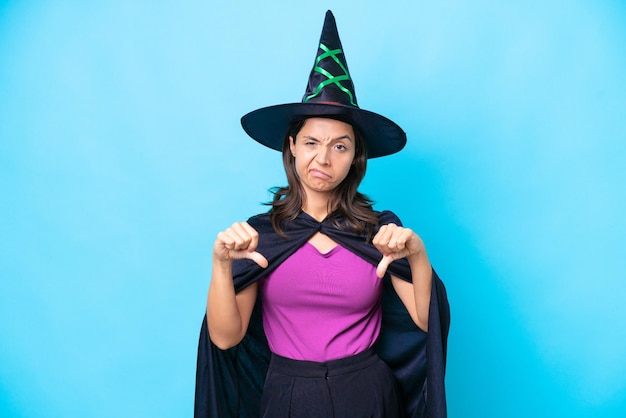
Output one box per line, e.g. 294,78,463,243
315,146,330,165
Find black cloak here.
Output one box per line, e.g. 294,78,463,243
195,210,450,417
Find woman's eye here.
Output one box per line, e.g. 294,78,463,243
335,144,347,151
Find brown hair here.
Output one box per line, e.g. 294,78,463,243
268,118,378,238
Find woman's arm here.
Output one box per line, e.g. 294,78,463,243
206,222,267,349
373,223,433,332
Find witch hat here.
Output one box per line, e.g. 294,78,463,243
241,10,406,158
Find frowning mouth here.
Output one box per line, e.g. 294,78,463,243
309,168,331,179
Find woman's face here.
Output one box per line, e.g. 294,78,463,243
289,117,356,199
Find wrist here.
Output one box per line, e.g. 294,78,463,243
407,248,427,265
212,254,233,271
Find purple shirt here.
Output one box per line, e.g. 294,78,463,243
259,242,382,362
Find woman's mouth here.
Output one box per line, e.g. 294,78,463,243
310,168,331,179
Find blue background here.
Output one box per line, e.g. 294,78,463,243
1,1,625,416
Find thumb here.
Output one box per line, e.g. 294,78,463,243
247,251,268,268
376,255,393,279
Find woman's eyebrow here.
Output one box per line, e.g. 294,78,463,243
301,135,353,142
332,135,354,142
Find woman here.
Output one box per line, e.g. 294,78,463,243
195,11,449,418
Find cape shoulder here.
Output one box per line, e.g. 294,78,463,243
376,210,403,228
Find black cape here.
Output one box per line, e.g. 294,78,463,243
195,210,450,417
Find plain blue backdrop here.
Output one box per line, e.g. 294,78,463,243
1,0,625,416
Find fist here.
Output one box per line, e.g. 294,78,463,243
213,222,268,268
372,223,424,278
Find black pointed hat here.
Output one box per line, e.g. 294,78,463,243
240,11,406,158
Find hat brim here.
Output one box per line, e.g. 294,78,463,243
240,103,406,158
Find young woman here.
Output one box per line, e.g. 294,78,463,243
195,11,449,418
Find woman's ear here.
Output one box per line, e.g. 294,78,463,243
289,136,296,157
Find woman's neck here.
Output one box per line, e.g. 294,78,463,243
301,194,332,222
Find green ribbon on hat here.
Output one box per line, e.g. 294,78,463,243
304,43,357,106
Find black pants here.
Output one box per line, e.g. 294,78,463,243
260,348,402,418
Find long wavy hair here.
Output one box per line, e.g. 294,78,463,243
268,118,378,238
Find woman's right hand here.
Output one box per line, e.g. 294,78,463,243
213,222,268,268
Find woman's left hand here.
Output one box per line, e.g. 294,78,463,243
372,223,425,279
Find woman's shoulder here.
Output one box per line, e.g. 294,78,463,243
375,209,404,226
246,212,272,229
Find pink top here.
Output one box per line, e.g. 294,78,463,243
259,242,382,362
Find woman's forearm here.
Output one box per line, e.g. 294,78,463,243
408,249,433,331
206,258,256,349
